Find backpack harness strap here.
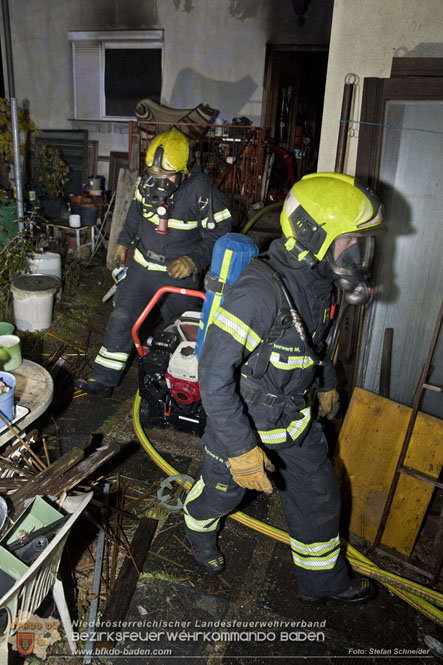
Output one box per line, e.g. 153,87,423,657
239,256,321,419
246,256,321,380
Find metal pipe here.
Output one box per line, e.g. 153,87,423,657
334,74,356,174
1,0,25,229
1,0,15,97
11,98,24,229
84,482,110,664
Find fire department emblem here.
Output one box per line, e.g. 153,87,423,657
17,632,35,655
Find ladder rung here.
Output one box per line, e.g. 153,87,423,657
423,382,443,393
399,465,443,490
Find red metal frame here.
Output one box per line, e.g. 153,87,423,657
129,120,265,223
132,286,206,357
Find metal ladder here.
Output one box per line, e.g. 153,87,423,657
374,299,443,583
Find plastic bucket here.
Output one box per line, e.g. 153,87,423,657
28,252,62,300
0,322,14,336
0,371,16,423
10,274,61,332
79,203,98,226
0,335,22,371
69,214,81,228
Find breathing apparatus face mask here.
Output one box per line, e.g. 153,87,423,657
326,235,375,306
138,169,182,204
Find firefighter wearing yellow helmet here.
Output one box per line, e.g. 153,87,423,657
281,172,384,304
183,173,384,604
76,129,232,396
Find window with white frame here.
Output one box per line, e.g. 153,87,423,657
68,30,163,121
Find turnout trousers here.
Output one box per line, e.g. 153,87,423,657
184,421,349,597
91,250,201,387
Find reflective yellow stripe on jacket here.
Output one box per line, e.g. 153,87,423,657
142,209,199,230
133,248,168,271
201,208,231,229
213,307,262,352
270,352,315,371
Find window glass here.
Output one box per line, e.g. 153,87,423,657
105,48,162,117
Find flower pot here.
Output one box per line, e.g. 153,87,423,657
0,370,16,422
0,323,14,336
0,335,22,371
79,203,98,226
69,195,84,215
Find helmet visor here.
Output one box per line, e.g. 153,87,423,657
329,235,374,276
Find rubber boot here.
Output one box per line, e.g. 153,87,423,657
75,378,113,397
185,530,225,574
299,577,376,605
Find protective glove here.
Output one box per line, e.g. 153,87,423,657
227,445,275,494
113,244,127,266
317,388,340,420
167,255,196,279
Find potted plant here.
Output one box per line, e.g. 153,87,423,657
35,144,70,219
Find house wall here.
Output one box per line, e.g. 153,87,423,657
318,0,443,174
1,0,333,184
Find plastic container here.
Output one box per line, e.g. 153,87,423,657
28,251,62,300
0,370,16,422
29,252,62,280
10,274,61,332
69,214,81,228
1,495,63,547
0,546,28,596
0,335,22,371
79,203,98,226
0,322,14,336
69,194,84,214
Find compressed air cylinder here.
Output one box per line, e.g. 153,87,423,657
195,233,259,358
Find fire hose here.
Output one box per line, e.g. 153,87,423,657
133,390,443,627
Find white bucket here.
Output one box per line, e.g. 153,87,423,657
28,252,62,300
69,214,81,228
10,274,61,332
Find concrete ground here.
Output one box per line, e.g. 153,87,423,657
11,209,443,664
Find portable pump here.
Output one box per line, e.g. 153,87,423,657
138,310,205,435
132,234,259,436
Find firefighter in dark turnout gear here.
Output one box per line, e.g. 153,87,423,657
184,173,384,603
76,129,232,396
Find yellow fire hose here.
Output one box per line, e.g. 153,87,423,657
133,390,443,627
239,201,284,235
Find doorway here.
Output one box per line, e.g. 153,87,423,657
355,60,443,419
263,46,328,180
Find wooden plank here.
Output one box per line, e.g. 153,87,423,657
106,167,138,271
43,443,120,496
11,448,85,516
334,387,443,555
100,517,157,623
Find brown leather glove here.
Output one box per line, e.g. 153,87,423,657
228,445,275,494
317,388,340,420
113,244,127,266
167,255,196,279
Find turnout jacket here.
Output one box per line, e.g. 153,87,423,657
118,163,232,271
199,237,337,458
